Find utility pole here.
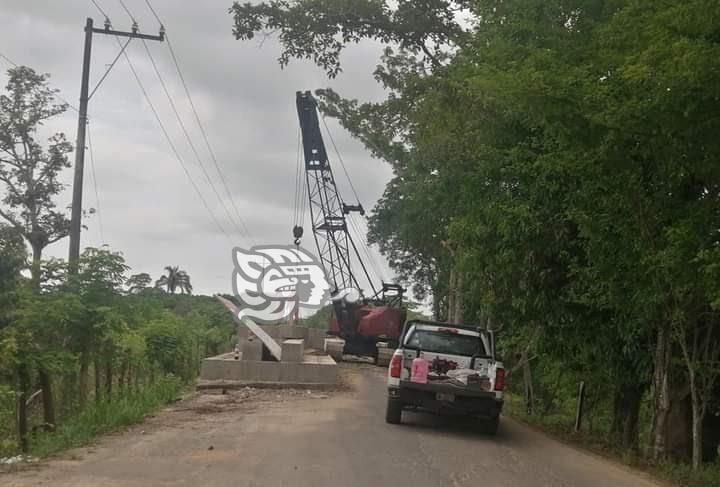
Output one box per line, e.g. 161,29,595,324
68,17,164,273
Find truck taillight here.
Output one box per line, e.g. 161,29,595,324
494,367,506,391
389,353,402,378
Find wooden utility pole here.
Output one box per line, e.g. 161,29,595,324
68,17,164,273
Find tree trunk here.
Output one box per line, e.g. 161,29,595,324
79,351,89,407
38,368,55,431
447,269,456,323
94,356,101,403
612,383,644,450
119,357,128,390
105,356,113,398
17,363,31,452
691,399,704,470
454,272,464,324
30,242,42,290
651,323,672,461
522,351,535,415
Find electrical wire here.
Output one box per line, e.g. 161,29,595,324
117,0,136,22
88,37,132,100
139,0,255,245
0,51,79,112
89,0,110,21
143,0,163,25
115,37,233,243
86,119,106,244
164,35,255,245
0,51,17,67
140,39,249,242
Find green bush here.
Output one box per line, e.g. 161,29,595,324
0,385,18,456
660,462,720,487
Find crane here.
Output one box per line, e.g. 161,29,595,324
294,90,406,357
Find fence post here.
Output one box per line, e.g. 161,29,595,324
574,381,586,433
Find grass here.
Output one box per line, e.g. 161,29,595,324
28,375,182,458
504,392,720,487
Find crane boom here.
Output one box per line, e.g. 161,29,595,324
294,90,406,354
295,90,373,295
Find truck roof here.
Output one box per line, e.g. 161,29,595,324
404,319,489,334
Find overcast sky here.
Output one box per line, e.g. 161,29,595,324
0,0,397,296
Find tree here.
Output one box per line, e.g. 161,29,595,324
0,66,72,432
0,66,72,288
231,0,720,469
126,272,152,294
155,266,193,294
0,224,27,450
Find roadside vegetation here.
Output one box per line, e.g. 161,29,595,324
0,65,235,458
230,0,720,484
0,242,236,458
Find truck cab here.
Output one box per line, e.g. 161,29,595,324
385,320,505,434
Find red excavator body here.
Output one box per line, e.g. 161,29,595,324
329,303,405,340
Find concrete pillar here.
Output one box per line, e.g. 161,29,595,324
282,339,304,362
324,338,345,361
242,340,263,361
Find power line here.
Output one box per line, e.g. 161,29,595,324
115,38,233,243
142,0,255,244
117,0,136,22
0,51,80,112
140,39,249,242
89,0,110,21
0,51,17,67
88,37,132,100
164,36,255,244
86,119,106,244
143,0,163,25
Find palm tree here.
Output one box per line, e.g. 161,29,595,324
155,266,193,294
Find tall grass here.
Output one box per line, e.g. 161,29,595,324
28,375,182,458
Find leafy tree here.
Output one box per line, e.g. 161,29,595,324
155,266,193,294
231,0,720,470
0,66,72,288
126,272,152,294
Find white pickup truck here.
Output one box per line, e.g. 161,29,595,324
386,320,505,434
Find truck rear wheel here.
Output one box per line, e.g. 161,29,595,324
385,399,403,424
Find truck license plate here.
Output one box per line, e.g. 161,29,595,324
436,393,455,402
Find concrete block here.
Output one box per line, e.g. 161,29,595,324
324,338,345,361
282,339,304,362
277,325,306,339
200,350,339,386
242,340,263,361
377,347,395,367
306,328,328,350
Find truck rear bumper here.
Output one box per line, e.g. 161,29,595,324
389,381,503,418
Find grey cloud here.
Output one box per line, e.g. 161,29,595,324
1,0,396,296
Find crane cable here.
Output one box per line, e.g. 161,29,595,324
320,115,387,283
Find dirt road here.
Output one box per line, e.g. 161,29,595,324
3,364,663,487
